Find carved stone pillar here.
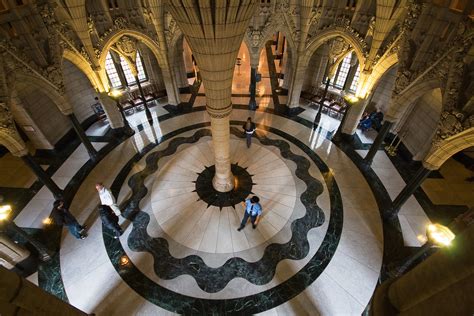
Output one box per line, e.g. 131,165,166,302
281,48,293,90
364,121,394,166
249,63,258,110
371,225,474,315
167,1,257,192
21,155,63,199
68,113,98,161
341,97,369,135
0,266,87,315
386,165,431,219
0,96,64,198
174,45,189,89
97,92,124,131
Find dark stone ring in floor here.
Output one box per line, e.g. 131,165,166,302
194,164,254,209
103,121,342,314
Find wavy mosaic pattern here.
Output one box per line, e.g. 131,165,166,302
104,122,344,313
123,127,325,293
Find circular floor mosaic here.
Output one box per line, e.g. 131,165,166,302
150,139,297,253
100,122,342,314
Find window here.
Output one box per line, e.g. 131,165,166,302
333,54,352,89
120,56,137,86
105,52,122,88
136,52,147,81
350,65,360,92
105,50,148,88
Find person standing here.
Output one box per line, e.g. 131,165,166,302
98,205,123,239
243,117,256,148
96,183,121,216
51,200,87,240
237,196,262,231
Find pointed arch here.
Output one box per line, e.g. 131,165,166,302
62,49,103,91
424,128,474,170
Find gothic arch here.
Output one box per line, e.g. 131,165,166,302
62,49,103,92
245,21,297,67
365,53,399,95
304,27,367,70
98,29,167,90
11,72,72,115
423,127,474,170
386,78,441,121
0,132,27,157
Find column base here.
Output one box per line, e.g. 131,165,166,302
212,174,235,193
248,98,257,111
113,126,135,137
286,106,304,117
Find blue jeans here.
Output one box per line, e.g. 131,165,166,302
246,133,252,147
66,222,83,239
239,211,257,229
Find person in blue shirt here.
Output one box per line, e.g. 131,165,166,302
237,196,262,231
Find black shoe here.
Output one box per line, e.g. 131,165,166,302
252,224,257,229
80,234,87,240
237,227,243,231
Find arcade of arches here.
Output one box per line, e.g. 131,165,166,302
0,1,473,315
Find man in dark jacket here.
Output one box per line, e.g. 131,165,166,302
98,205,123,239
51,200,87,239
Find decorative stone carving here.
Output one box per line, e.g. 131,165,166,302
328,37,350,61
164,14,178,45
437,110,464,139
0,102,15,135
0,39,64,94
315,15,368,56
115,36,138,61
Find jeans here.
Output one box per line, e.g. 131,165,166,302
66,222,83,239
246,133,252,147
239,211,257,228
106,222,123,237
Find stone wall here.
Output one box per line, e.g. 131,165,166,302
16,84,71,146
63,60,97,123
370,66,398,113
401,89,443,160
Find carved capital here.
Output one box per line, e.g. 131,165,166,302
206,103,233,118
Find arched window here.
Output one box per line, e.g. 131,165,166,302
333,54,352,89
105,51,148,88
120,56,137,85
105,52,122,88
136,52,147,81
350,65,360,92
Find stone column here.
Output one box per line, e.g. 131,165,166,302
341,97,370,135
249,63,258,110
286,0,315,112
364,121,394,165
21,155,63,199
371,225,474,315
97,92,124,131
281,48,292,90
174,45,189,89
68,113,98,161
166,0,257,192
0,266,87,315
276,32,285,57
386,165,431,219
134,74,153,122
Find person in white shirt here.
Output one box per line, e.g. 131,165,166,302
95,183,121,216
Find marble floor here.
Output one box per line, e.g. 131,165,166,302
12,106,384,315
4,42,471,315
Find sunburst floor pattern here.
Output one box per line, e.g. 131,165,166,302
150,136,297,253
